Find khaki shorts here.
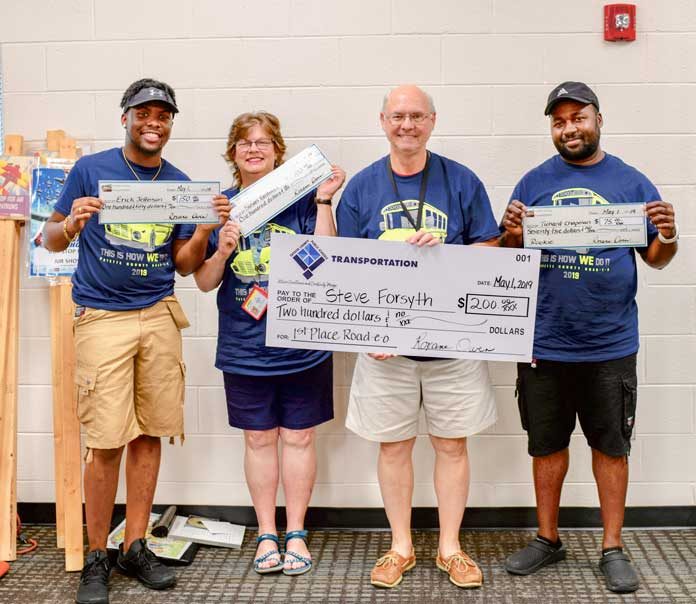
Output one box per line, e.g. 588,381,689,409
73,295,189,451
346,354,497,442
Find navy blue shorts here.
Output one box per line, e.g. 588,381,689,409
222,357,334,431
516,354,637,458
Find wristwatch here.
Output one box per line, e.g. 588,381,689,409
658,223,679,244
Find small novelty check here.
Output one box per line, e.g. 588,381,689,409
523,203,647,249
230,145,333,236
98,181,221,224
266,234,541,362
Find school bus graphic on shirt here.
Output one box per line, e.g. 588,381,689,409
550,188,610,255
378,199,448,242
104,223,174,252
231,222,295,283
551,188,610,206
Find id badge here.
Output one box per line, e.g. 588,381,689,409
242,285,269,320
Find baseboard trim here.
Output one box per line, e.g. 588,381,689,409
17,503,696,529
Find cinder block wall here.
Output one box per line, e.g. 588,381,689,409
4,0,695,508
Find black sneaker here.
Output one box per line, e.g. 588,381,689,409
116,538,176,590
76,549,110,604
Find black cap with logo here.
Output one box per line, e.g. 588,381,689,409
544,81,599,116
122,86,179,114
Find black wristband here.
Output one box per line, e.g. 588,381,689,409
315,197,332,206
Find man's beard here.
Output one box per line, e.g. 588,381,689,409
555,131,600,162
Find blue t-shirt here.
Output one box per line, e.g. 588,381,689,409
337,152,500,244
511,153,659,362
337,152,499,361
54,147,190,310
181,188,330,376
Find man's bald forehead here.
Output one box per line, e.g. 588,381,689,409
382,85,435,113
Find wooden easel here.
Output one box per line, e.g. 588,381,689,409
50,280,83,570
0,134,28,561
0,134,83,567
0,219,22,562
46,131,83,570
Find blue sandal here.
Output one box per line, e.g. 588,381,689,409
253,533,283,574
283,530,313,576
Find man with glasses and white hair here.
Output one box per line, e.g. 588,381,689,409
336,84,499,590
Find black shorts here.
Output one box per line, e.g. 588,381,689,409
516,354,637,458
222,356,334,431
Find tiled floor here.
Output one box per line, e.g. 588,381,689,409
1,526,695,603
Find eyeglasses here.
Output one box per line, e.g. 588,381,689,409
236,138,274,151
384,112,432,125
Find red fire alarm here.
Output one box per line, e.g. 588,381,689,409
604,4,636,41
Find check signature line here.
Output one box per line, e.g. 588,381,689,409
288,338,527,357
310,301,455,314
460,351,527,357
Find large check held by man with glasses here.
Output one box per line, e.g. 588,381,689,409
266,234,541,362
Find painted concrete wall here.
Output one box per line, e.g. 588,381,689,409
3,0,695,508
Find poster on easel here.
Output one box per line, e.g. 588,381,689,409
0,156,34,218
29,160,78,277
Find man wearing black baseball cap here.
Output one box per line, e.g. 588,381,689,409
500,82,678,594
44,78,229,604
544,80,600,116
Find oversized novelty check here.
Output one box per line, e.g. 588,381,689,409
98,180,221,224
266,234,541,362
523,203,647,249
230,145,333,236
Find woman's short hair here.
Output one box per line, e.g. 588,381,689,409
223,111,287,186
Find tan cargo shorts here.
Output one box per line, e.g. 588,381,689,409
73,295,189,453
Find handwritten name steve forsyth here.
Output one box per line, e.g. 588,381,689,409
324,287,433,309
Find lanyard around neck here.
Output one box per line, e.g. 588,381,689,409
386,152,431,232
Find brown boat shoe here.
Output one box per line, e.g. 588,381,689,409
436,550,483,588
370,549,416,588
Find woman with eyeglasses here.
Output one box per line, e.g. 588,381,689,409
182,111,345,576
